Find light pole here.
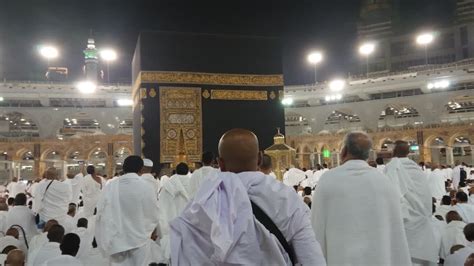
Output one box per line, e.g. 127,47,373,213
38,45,59,79
416,33,434,65
307,51,323,84
359,42,375,78
100,49,117,84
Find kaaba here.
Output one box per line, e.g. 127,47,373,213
132,31,285,169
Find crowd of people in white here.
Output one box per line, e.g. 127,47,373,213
0,129,472,265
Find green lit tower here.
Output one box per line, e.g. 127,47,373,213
83,38,99,82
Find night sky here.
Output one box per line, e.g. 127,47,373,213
0,0,455,85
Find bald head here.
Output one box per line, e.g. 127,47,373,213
393,140,410,158
6,228,18,239
5,249,24,266
466,253,474,266
341,132,372,163
446,210,463,223
218,129,260,173
0,203,8,212
44,167,58,180
44,219,58,233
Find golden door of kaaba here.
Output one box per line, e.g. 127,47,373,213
159,87,202,166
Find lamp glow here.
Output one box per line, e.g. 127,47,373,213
76,81,97,94
282,98,294,106
117,99,133,106
427,79,450,90
416,33,434,45
329,79,346,92
307,52,323,65
359,42,375,56
39,45,59,59
100,49,118,61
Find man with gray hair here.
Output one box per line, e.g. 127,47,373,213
311,132,411,265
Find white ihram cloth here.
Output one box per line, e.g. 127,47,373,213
384,157,438,262
80,247,110,265
6,205,38,242
431,217,445,256
283,168,306,187
42,255,83,266
7,181,26,198
63,173,83,204
28,232,48,257
0,211,8,235
157,174,191,262
141,173,159,196
170,171,326,265
429,169,446,200
453,165,462,190
436,205,453,220
444,242,474,266
31,179,47,213
440,220,467,259
73,227,94,260
188,166,218,199
34,180,73,231
0,235,26,253
376,164,385,173
454,203,474,223
82,175,104,217
160,175,170,185
312,160,411,265
28,242,61,266
95,173,159,265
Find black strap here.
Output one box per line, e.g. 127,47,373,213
43,180,54,200
251,201,296,265
9,224,28,249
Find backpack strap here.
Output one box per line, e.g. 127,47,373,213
251,201,296,265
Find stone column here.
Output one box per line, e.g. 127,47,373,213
471,145,474,166
317,153,322,165
446,146,454,166
336,152,341,166
107,143,114,178
309,153,315,169
33,144,41,178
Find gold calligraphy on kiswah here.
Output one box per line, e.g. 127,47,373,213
210,89,268,101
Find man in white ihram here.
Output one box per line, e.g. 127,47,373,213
82,165,105,217
95,156,159,266
383,140,438,265
63,168,84,205
157,162,192,263
452,161,462,190
312,132,411,265
188,151,218,198
170,129,326,265
7,177,26,198
141,159,159,196
34,167,73,232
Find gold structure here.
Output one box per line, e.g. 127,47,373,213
159,87,202,164
264,128,296,181
210,89,268,101
139,71,283,86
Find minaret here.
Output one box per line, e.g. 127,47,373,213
83,38,99,82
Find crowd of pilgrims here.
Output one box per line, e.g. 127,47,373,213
0,129,473,265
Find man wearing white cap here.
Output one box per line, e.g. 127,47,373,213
141,159,159,196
